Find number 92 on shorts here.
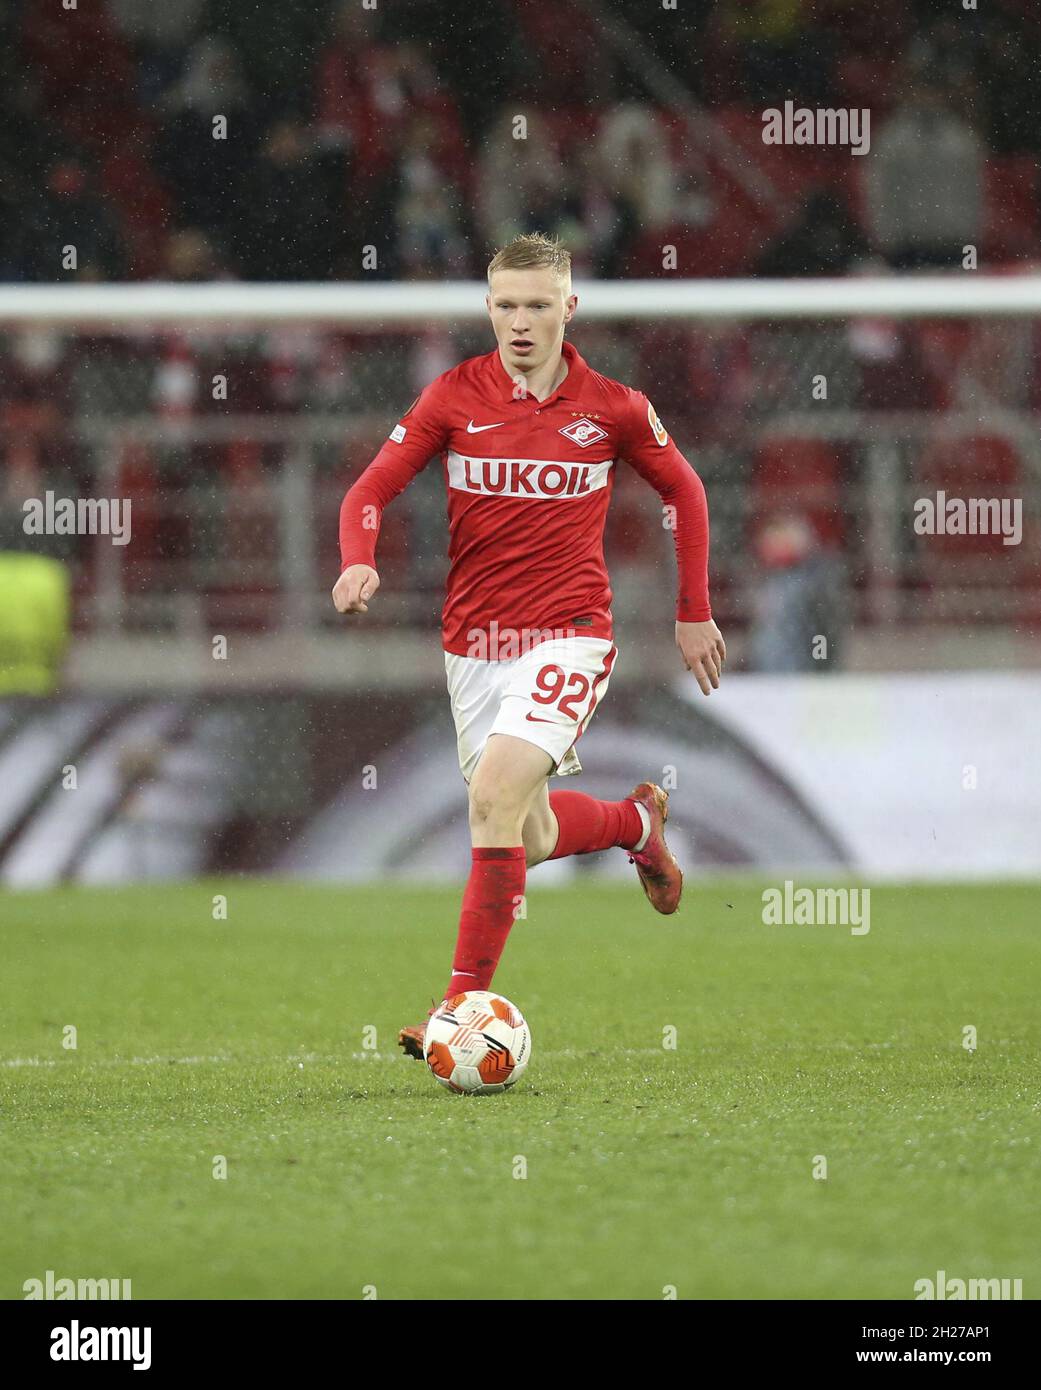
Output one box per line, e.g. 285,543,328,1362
444,636,618,783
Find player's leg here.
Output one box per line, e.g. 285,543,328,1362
468,731,553,850
524,781,644,867
521,777,682,913
398,734,550,1060
520,779,557,867
441,733,550,998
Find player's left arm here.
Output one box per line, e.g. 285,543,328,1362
619,393,726,695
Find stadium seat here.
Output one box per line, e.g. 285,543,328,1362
983,156,1041,262
99,148,172,279
751,438,846,544
912,432,1034,621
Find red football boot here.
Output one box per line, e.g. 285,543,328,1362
625,782,683,914
398,1000,443,1060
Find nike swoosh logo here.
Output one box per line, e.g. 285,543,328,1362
466,420,505,433
525,713,557,724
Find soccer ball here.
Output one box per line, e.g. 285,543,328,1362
423,991,531,1095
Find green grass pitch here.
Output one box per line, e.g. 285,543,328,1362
2,880,1038,1300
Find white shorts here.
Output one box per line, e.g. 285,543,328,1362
445,636,618,783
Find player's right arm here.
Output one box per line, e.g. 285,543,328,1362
332,383,449,616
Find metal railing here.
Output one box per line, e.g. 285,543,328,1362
3,410,1035,637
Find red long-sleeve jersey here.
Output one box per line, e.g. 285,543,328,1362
338,340,711,657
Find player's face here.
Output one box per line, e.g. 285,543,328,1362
486,269,577,377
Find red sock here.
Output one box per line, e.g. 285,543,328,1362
547,790,644,859
445,846,527,997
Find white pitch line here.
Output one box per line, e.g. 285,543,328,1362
2,1048,668,1069
3,1053,321,1069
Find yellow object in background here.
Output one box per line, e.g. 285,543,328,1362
0,553,71,695
721,0,806,42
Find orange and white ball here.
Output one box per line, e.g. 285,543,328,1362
423,991,531,1094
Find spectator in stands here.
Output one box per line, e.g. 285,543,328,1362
587,118,716,278
849,316,936,412
375,0,531,143
748,513,848,673
592,104,675,274
318,9,465,275
976,8,1041,156
15,160,129,282
714,0,835,107
902,14,977,110
756,189,869,277
671,145,716,234
154,35,260,257
317,7,437,188
510,0,612,107
476,108,569,251
234,119,346,281
106,0,204,49
864,80,984,270
557,159,620,279
106,0,205,108
0,75,62,279
1,330,73,471
598,105,674,229
393,115,470,279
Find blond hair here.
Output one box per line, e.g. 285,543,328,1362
487,233,572,289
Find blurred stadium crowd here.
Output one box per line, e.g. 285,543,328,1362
2,0,1041,283
0,0,1039,676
